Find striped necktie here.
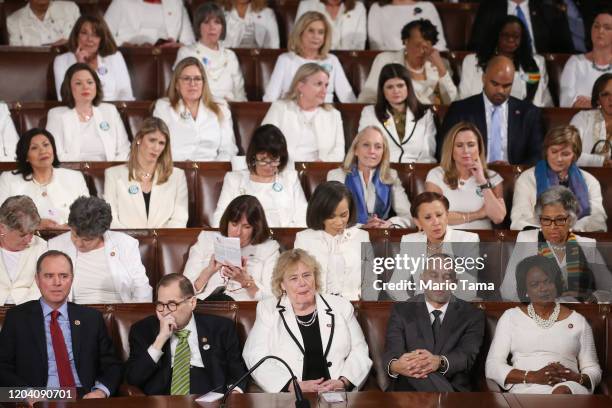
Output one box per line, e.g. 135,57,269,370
170,329,191,395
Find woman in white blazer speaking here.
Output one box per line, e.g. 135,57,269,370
174,2,247,102
153,57,238,161
0,196,47,306
104,117,188,229
48,196,152,304
358,64,437,163
243,249,372,393
184,195,279,301
220,0,280,49
0,129,89,230
327,126,413,228
262,63,345,162
54,14,134,102
294,181,370,301
263,11,356,103
213,125,307,227
46,63,130,162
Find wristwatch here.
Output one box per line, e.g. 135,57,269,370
478,181,493,190
437,355,448,374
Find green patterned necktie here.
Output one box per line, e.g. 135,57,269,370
170,329,191,395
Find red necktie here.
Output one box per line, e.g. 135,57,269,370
50,310,76,387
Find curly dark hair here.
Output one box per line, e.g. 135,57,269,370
67,196,112,237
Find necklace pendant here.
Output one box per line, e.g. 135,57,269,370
41,191,47,197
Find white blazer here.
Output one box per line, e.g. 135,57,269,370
212,168,308,228
358,105,437,163
48,230,152,303
380,228,480,302
222,5,280,49
571,109,609,167
0,168,89,225
104,0,195,45
45,104,130,162
459,53,553,107
0,236,47,306
510,167,607,232
327,167,413,227
104,164,188,229
262,100,345,162
182,231,280,301
0,103,18,162
7,1,80,46
174,43,247,102
500,229,612,302
295,0,366,50
152,98,238,161
53,52,135,101
294,227,370,301
243,294,372,392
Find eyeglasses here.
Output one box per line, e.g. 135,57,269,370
179,76,204,84
155,296,193,312
539,216,569,226
254,159,281,167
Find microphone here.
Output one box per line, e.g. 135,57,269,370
221,355,310,408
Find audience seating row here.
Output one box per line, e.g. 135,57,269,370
0,46,572,105
0,1,479,51
0,301,609,394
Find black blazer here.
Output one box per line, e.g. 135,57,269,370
438,93,544,165
125,313,247,395
383,295,485,392
469,0,574,53
0,300,122,395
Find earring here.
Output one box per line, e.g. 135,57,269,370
136,142,140,145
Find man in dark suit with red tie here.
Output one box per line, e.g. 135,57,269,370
0,250,122,398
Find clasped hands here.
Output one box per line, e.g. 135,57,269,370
289,378,347,393
530,362,581,386
391,349,441,379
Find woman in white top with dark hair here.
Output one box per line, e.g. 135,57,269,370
263,11,356,103
104,0,195,46
153,57,238,161
358,63,436,163
262,63,345,162
104,117,188,229
7,0,80,46
184,195,279,301
174,2,247,102
0,102,18,162
213,124,308,227
220,0,279,48
46,63,130,162
368,0,447,51
560,8,612,108
296,0,366,50
53,14,134,102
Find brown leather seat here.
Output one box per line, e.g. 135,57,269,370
119,46,165,101
436,3,480,51
155,228,200,278
193,162,232,227
336,102,365,149
544,53,572,107
335,51,382,97
273,0,298,50
229,101,271,154
0,46,59,102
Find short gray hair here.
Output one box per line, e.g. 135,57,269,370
534,186,578,227
0,195,41,232
67,196,112,238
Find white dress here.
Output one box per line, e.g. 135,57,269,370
7,1,80,46
222,5,279,49
560,54,612,107
570,109,609,167
262,52,356,103
174,42,247,102
0,102,18,162
367,2,447,51
426,166,503,230
486,307,601,394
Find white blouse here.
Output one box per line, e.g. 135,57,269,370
222,5,280,49
174,42,247,102
570,109,609,167
0,102,18,162
560,54,612,107
426,166,503,230
73,246,122,304
7,1,80,46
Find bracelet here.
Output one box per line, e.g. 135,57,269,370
579,373,585,385
523,370,529,384
462,213,467,224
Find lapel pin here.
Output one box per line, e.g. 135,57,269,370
110,251,116,257
74,320,80,326
568,323,573,329
326,323,332,327
128,185,139,194
203,344,211,350
202,337,208,343
99,121,110,131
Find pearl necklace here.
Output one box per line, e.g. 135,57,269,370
406,63,425,75
426,241,443,253
527,302,560,329
296,310,318,327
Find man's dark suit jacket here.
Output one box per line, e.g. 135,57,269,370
0,301,122,395
383,295,485,392
125,313,248,395
437,93,544,165
469,0,574,53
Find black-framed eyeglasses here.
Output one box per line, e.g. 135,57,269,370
539,216,569,226
155,296,193,312
179,76,203,84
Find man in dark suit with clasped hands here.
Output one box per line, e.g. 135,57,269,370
383,254,485,392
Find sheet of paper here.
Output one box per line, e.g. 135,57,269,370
213,235,242,266
196,391,224,402
321,392,346,403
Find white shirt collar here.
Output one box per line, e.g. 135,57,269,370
483,92,508,112
425,300,449,322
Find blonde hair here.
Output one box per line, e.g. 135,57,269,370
288,11,332,59
542,125,582,161
284,63,332,110
271,249,322,298
439,122,490,189
128,117,174,184
341,126,393,184
221,0,267,12
168,57,222,121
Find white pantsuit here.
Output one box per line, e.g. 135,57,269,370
0,236,47,306
570,110,609,167
222,5,280,49
7,1,80,46
0,103,18,162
